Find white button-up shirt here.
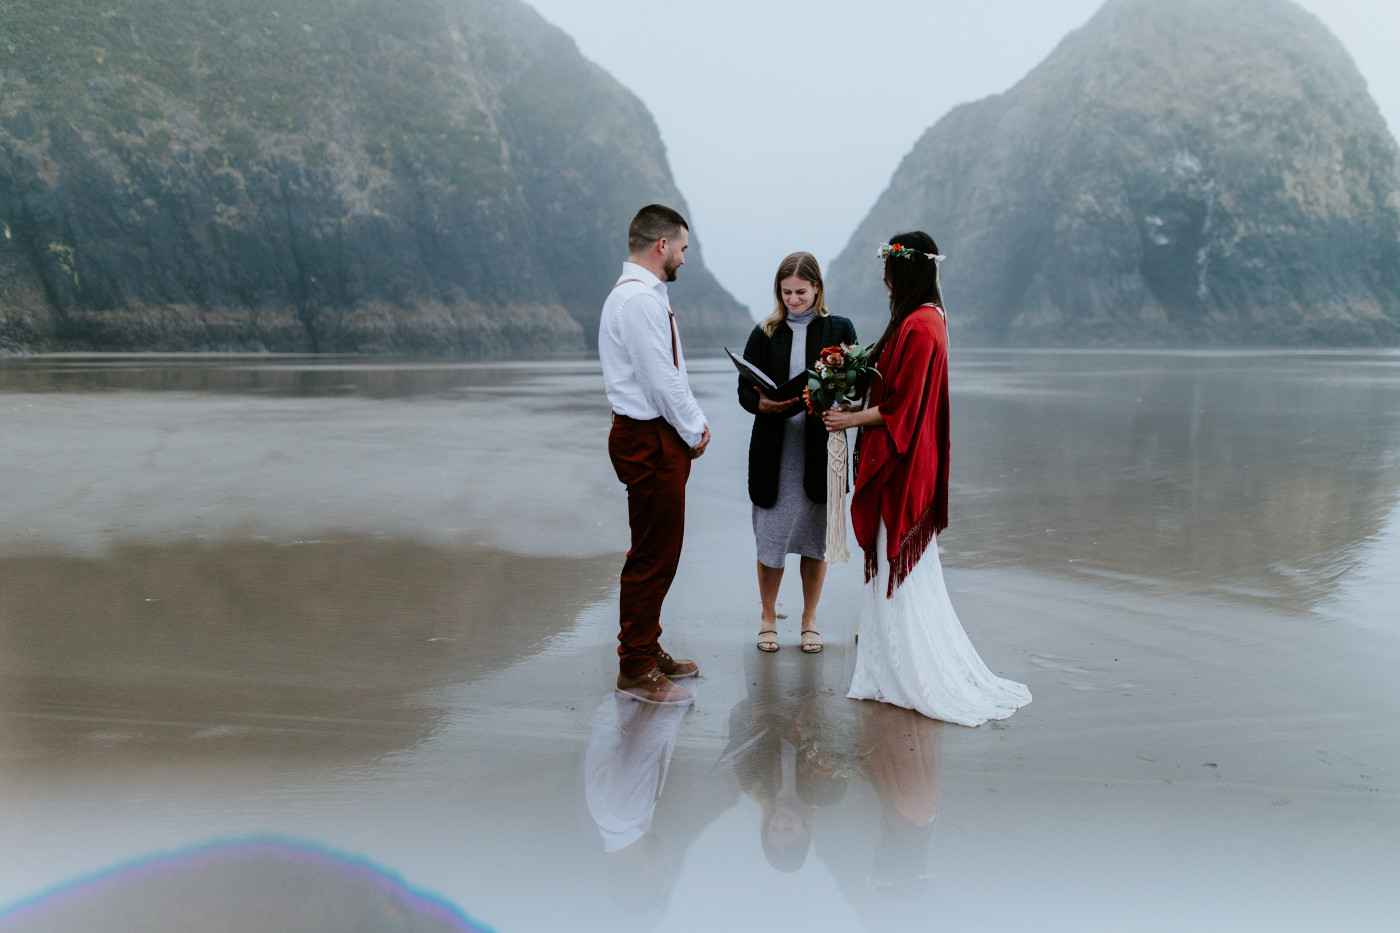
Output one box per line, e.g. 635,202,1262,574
598,262,708,447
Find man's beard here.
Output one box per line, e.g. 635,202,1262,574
663,257,681,282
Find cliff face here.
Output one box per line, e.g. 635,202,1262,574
0,0,748,354
828,0,1400,346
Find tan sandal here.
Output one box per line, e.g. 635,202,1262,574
756,629,779,652
801,629,823,653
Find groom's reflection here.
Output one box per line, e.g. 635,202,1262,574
582,688,691,909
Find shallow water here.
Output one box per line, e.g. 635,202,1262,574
1,350,1397,932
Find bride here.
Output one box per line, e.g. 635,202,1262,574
821,232,1030,727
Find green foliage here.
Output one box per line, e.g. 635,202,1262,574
804,343,880,412
0,0,508,190
104,80,145,133
302,138,328,167
222,125,259,162
142,127,171,156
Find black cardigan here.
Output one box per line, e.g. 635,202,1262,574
737,313,858,507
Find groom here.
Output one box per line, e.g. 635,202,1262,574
599,204,711,707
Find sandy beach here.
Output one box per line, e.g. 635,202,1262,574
1,351,1397,932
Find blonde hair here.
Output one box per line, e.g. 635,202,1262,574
759,251,829,336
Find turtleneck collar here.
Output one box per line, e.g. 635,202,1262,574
786,308,817,326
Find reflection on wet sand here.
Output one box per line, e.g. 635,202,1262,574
0,355,553,398
0,840,489,933
0,538,615,772
583,690,694,913
2,352,1395,931
723,651,944,896
723,651,856,873
862,704,943,890
950,352,1400,607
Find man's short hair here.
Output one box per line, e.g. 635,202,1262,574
628,204,689,255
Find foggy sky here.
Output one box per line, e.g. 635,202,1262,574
524,0,1400,319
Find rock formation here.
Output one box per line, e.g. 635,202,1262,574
0,0,748,354
828,0,1400,346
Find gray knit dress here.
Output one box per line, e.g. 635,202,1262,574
752,309,827,568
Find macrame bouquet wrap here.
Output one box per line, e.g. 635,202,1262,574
804,343,880,564
825,429,851,562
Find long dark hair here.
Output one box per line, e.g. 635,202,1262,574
870,231,944,364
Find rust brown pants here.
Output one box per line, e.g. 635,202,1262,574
608,414,691,677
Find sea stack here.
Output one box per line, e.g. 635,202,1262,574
0,0,748,354
828,0,1400,346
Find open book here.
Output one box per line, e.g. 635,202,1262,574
726,348,809,402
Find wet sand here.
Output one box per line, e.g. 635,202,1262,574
1,352,1398,932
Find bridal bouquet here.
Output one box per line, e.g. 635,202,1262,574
803,343,879,564
803,342,879,415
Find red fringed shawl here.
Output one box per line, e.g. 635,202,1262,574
851,305,950,596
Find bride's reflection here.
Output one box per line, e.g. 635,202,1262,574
862,703,943,889
582,688,692,908
721,651,860,872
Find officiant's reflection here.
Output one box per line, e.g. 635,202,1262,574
582,688,691,910
724,651,945,887
721,650,858,872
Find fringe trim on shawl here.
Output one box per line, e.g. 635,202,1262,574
862,483,949,597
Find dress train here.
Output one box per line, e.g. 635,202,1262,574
847,523,1031,727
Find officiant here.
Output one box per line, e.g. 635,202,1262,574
737,251,856,655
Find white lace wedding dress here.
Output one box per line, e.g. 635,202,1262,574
847,522,1031,727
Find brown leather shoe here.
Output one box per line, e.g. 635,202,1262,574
653,648,699,679
616,667,694,706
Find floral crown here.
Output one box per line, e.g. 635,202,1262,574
876,242,944,262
